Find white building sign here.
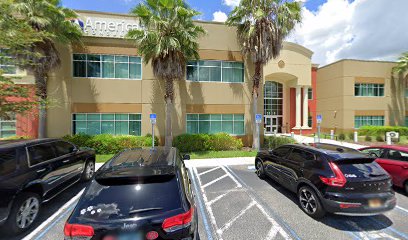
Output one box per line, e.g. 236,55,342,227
71,14,142,39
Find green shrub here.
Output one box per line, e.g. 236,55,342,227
338,133,346,140
263,136,296,149
173,133,243,152
63,134,158,154
348,132,354,140
358,126,408,136
365,135,372,142
376,135,384,142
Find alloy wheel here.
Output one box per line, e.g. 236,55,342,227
299,189,317,214
16,197,39,229
256,161,264,177
86,161,95,179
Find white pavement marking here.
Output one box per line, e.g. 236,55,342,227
194,165,292,240
202,174,228,188
396,206,408,214
185,157,255,168
22,189,84,240
217,201,256,235
199,166,221,176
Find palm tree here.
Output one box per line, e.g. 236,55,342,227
393,52,408,77
10,0,82,138
227,0,301,149
127,0,205,147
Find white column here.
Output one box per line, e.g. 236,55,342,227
303,86,309,128
295,86,301,128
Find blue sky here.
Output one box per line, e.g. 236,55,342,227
61,0,326,21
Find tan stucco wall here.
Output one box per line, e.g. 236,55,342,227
316,59,401,132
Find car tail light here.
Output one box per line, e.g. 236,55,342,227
162,207,194,233
319,162,347,187
64,223,94,239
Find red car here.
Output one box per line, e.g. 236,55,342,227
360,145,408,193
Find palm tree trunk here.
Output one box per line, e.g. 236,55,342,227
165,78,174,147
252,62,262,150
34,71,47,139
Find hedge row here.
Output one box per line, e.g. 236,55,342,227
173,133,243,152
357,126,408,136
63,134,158,154
263,135,296,149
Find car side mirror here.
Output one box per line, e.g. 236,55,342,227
183,154,191,161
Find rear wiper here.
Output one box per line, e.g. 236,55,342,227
129,208,163,215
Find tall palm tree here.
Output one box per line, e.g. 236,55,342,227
393,52,408,76
127,0,205,147
227,0,301,149
10,0,82,138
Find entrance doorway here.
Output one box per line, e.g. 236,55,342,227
264,81,283,134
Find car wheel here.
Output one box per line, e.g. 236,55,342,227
81,160,95,181
298,186,326,219
5,192,41,235
405,181,408,194
255,160,265,179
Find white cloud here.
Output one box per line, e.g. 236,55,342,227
287,0,408,65
223,0,240,8
213,11,228,22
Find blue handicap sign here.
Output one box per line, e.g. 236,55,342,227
317,114,322,123
255,114,262,123
150,113,157,119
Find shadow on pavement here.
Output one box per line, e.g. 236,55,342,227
0,181,89,240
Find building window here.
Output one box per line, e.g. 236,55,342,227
0,49,17,74
354,116,384,129
186,60,244,83
354,83,384,97
73,54,142,80
308,116,313,127
72,113,141,136
0,115,16,138
308,88,313,100
264,81,283,116
405,116,408,126
186,114,245,135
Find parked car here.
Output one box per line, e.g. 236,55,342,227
359,145,408,194
0,138,95,235
64,147,198,240
255,143,396,218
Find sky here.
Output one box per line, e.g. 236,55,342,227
61,0,408,65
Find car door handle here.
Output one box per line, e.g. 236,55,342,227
36,168,47,173
63,160,70,163
402,166,408,169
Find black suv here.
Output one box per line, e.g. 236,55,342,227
255,143,396,218
0,138,95,234
64,147,198,240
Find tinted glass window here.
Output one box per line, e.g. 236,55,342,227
360,148,385,158
54,141,75,156
0,149,17,175
387,150,408,162
273,146,291,157
28,144,56,166
288,149,315,163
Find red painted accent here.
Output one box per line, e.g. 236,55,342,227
4,84,38,139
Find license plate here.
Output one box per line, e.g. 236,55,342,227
368,199,383,208
103,233,143,240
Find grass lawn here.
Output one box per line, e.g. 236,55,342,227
95,150,257,163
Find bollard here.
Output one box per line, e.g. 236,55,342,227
330,130,334,140
386,135,392,145
354,131,358,143
314,135,318,143
291,132,295,138
273,129,277,136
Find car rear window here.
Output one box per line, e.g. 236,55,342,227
0,149,17,175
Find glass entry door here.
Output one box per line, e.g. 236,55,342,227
264,116,281,134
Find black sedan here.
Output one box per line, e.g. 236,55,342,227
64,147,198,240
255,143,396,218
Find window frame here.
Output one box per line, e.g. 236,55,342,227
186,113,245,136
71,113,142,136
308,88,313,100
186,60,245,83
354,83,385,97
26,142,58,168
0,115,17,138
72,53,142,80
0,48,17,75
354,115,385,129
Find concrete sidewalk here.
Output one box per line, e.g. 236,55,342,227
291,134,367,149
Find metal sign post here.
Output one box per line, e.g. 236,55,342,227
317,115,322,143
255,114,262,151
150,114,157,148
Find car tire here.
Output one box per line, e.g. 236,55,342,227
255,159,266,179
405,181,408,195
298,186,326,219
4,192,41,235
81,160,95,181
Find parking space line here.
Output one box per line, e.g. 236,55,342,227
199,167,221,176
207,189,237,206
396,206,408,214
22,189,84,240
202,174,228,188
220,166,242,188
217,201,256,235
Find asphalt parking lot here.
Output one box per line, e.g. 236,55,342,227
2,160,408,240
